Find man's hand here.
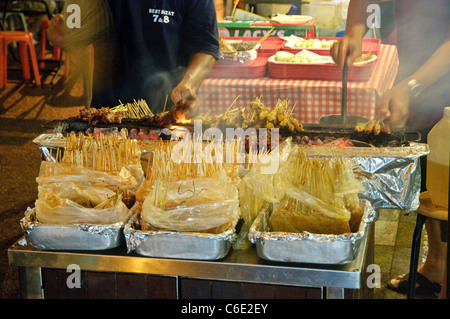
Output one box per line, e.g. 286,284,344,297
330,35,363,70
377,81,411,128
169,52,216,119
170,81,200,119
47,14,67,48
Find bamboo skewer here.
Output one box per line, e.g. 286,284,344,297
55,129,139,173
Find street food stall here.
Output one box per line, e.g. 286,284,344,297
7,34,429,299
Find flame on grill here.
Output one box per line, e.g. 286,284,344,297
336,138,353,147
176,115,193,124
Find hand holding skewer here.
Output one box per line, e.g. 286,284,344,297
170,83,200,120
376,80,411,128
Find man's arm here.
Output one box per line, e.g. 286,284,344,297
378,37,450,126
170,52,217,119
406,39,450,91
330,0,379,69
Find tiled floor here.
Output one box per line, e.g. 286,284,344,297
373,208,431,299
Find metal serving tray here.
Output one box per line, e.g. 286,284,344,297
248,200,377,264
20,207,129,251
294,142,429,212
124,211,239,260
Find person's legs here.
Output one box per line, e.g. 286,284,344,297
419,218,447,284
389,218,447,291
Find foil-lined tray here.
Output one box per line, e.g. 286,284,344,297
20,207,129,250
297,142,429,212
33,133,428,213
124,211,239,260
248,200,377,264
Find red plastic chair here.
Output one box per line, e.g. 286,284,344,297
0,31,42,89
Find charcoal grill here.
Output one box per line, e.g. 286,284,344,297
44,117,421,148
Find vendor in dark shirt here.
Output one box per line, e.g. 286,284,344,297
47,0,220,118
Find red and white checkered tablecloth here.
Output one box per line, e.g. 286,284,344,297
197,44,399,124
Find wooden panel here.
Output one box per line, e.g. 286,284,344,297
41,268,58,299
243,283,274,299
87,272,117,299
116,273,147,299
305,287,322,299
39,269,332,299
42,268,88,299
274,285,307,299
59,269,87,299
180,278,212,299
212,281,243,299
147,275,177,299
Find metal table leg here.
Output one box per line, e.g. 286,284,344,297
326,287,345,299
20,266,43,299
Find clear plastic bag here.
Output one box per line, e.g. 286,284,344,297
37,161,144,194
234,137,365,248
268,185,352,235
141,177,240,232
35,186,129,225
234,138,297,249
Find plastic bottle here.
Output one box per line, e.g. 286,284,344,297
426,106,450,208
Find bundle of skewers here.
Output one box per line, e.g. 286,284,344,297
77,107,125,125
35,129,144,225
235,138,366,249
194,97,304,133
134,139,242,233
76,98,189,127
136,138,244,205
60,129,140,172
354,118,390,136
110,99,154,120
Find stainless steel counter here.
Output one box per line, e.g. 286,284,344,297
8,224,372,299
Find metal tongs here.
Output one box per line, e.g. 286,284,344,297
341,59,348,125
320,56,369,126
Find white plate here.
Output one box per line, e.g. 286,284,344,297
353,54,377,66
268,55,333,65
271,15,313,24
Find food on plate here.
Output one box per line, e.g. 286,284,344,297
221,38,259,53
274,50,329,63
219,37,259,61
354,52,375,63
271,14,312,24
293,38,336,49
275,51,294,62
219,29,273,62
